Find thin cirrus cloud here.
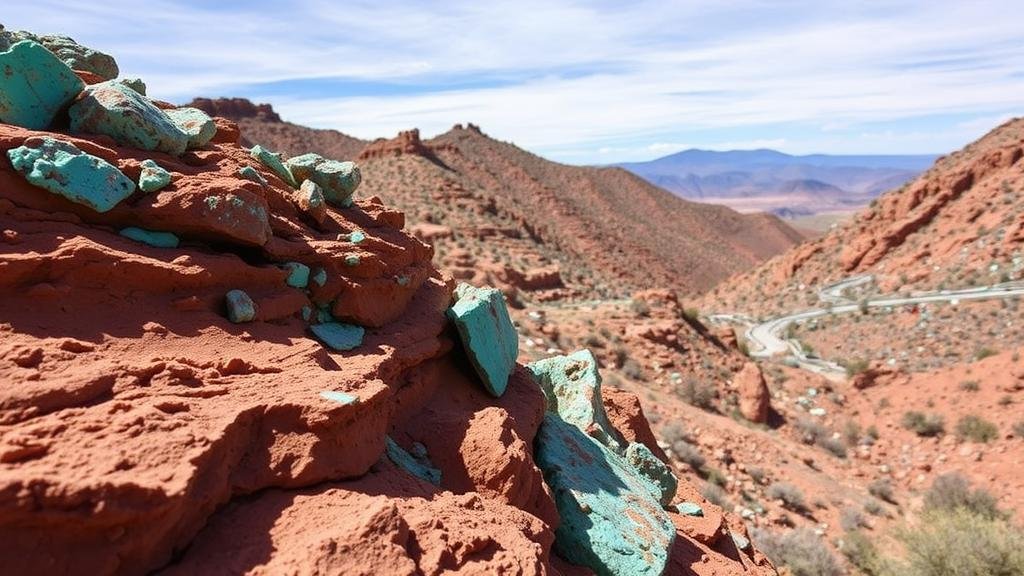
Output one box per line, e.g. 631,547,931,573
4,0,1023,163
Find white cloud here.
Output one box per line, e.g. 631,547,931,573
4,0,1023,162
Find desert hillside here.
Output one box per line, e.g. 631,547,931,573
193,99,805,298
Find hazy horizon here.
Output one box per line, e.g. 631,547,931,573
5,1,1023,163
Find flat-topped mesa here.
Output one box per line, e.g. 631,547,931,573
357,128,457,161
187,97,282,122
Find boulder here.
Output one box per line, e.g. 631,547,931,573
69,81,189,155
536,413,675,576
736,362,771,424
447,283,518,397
0,40,85,129
251,144,298,187
34,34,118,80
285,153,361,206
138,159,171,193
7,136,135,213
164,107,216,149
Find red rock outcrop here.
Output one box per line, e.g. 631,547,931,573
735,362,771,423
188,97,281,122
358,128,457,161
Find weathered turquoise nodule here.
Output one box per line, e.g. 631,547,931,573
7,137,135,213
536,414,675,576
281,262,310,288
0,40,85,130
285,153,361,206
310,321,364,351
251,144,298,187
447,283,518,397
385,437,441,486
165,107,216,149
138,159,171,193
69,80,189,155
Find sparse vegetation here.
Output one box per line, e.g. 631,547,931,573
701,482,730,509
955,414,998,443
752,528,842,576
767,482,808,513
924,473,1002,520
676,378,716,410
1013,420,1024,438
958,379,980,392
869,478,896,504
973,347,998,360
901,411,945,437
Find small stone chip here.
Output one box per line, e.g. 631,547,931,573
138,159,171,193
319,390,358,405
311,268,327,287
251,144,298,187
120,227,179,248
344,254,360,267
281,262,310,288
385,436,441,486
676,502,704,517
238,165,268,186
225,289,256,323
349,230,366,243
309,321,364,351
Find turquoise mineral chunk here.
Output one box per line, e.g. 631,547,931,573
310,321,364,351
349,230,366,243
119,227,179,248
0,40,85,130
344,254,360,267
138,159,171,193
536,413,675,576
282,262,310,288
238,165,267,186
19,32,119,80
385,437,441,486
311,268,327,287
7,137,135,213
315,304,334,324
625,442,679,507
69,81,189,155
225,289,256,323
285,152,361,206
301,306,312,321
528,350,625,451
251,144,297,187
676,502,704,517
447,283,518,397
119,77,146,95
165,107,216,149
396,275,410,286
319,390,358,405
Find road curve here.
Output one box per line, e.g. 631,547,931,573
711,279,1024,380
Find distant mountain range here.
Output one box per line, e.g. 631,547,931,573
617,149,937,217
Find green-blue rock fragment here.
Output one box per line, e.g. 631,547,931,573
225,289,256,323
301,306,312,321
138,159,171,193
311,268,327,287
165,107,216,149
385,437,441,486
0,40,85,130
676,502,704,517
238,165,267,186
282,262,310,288
119,227,179,248
447,283,518,397
349,230,366,243
536,413,675,576
319,390,358,405
7,137,135,213
310,321,364,351
285,153,361,206
119,77,146,95
7,31,120,80
344,254,360,267
731,532,751,552
625,441,679,507
528,350,625,451
251,144,297,187
69,81,189,155
529,349,680,508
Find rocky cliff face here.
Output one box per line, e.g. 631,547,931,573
0,27,776,575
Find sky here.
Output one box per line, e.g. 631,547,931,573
5,1,1023,163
